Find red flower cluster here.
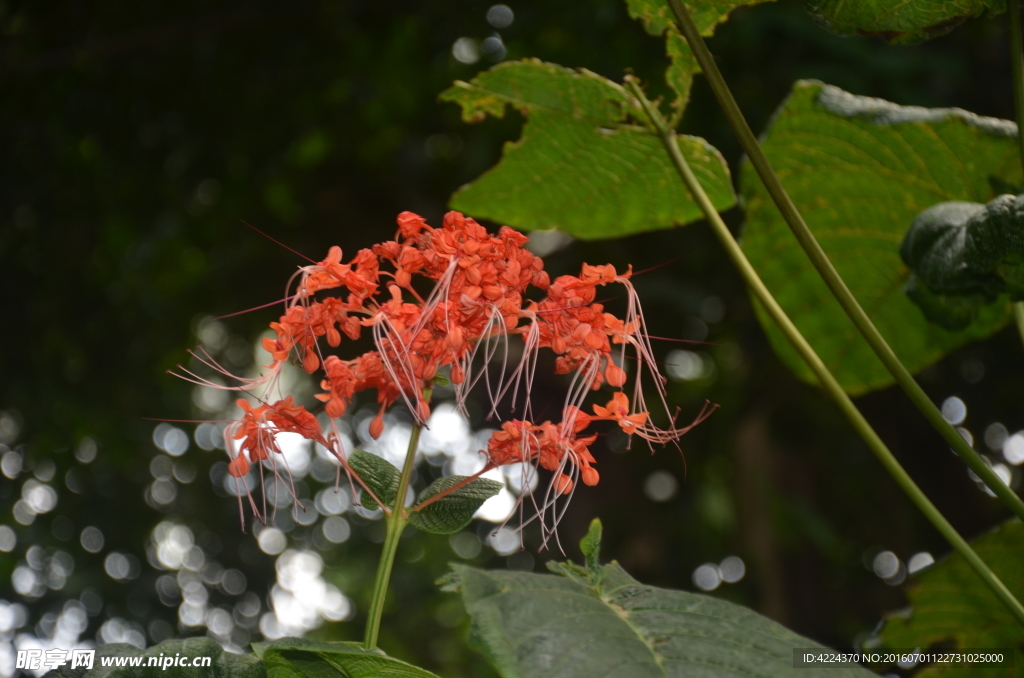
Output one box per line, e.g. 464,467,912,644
530,264,634,388
227,397,321,476
180,210,713,530
487,393,652,496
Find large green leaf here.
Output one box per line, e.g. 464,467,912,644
44,638,265,678
901,194,1024,330
447,523,875,678
348,449,400,511
740,80,1019,395
877,520,1023,677
807,0,1006,44
442,59,735,239
408,475,504,535
253,638,440,678
625,0,775,108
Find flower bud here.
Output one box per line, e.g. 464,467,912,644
447,326,464,350
443,210,466,230
326,398,346,419
227,456,250,478
580,466,599,487
553,473,574,495
369,409,385,439
605,363,627,387
397,211,427,237
303,349,320,373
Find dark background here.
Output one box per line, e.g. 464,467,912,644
1,1,1020,675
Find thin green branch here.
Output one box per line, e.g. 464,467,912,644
624,76,1024,627
363,422,421,649
1009,0,1024,346
1011,0,1024,170
664,0,1024,523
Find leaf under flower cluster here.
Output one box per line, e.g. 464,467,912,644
445,519,876,678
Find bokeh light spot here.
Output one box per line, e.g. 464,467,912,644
940,396,966,425
644,470,678,502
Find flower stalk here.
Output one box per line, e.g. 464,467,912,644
363,420,422,650
624,76,1024,627
664,0,1024,522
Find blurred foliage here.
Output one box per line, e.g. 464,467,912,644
807,0,1006,44
739,79,1020,394
879,519,1024,677
2,1,1024,677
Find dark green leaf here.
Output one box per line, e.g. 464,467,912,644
900,195,1024,329
442,59,735,239
626,0,775,108
408,476,504,535
877,519,1024,677
740,80,1019,395
348,449,400,511
44,638,265,678
807,0,1005,44
449,560,876,677
253,638,440,678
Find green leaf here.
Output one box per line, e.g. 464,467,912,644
901,194,1024,329
877,519,1024,677
44,638,265,678
900,201,999,333
348,449,400,511
408,476,504,535
626,0,775,108
442,58,630,123
448,561,876,678
740,80,1019,395
442,59,735,240
253,638,440,678
807,0,1006,44
579,517,602,572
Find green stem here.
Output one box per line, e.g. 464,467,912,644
1011,0,1024,172
363,422,421,650
625,77,1024,627
665,0,1024,523
1009,0,1024,346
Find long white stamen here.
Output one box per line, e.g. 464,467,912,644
372,316,423,422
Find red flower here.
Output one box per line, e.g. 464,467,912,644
592,392,649,435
